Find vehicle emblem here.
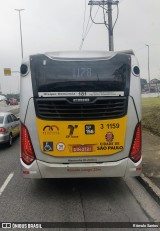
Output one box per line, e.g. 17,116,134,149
105,132,114,142
66,125,78,138
43,125,59,132
43,125,59,135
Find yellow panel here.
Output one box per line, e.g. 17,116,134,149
36,116,127,157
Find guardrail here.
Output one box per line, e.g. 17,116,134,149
0,101,20,114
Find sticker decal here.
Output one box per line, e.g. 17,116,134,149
72,145,93,152
105,132,114,142
85,125,95,134
56,142,66,151
43,125,59,135
66,125,78,138
43,142,53,151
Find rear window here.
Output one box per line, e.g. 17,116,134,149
30,53,131,95
0,116,4,124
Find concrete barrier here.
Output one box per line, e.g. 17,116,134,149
142,92,160,98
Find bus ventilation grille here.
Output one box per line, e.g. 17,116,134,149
35,97,127,121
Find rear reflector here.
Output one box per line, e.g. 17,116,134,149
21,122,35,165
129,122,142,163
0,127,7,133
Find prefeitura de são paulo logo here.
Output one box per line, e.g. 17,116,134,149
105,132,114,142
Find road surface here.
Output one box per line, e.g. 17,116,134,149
0,139,160,231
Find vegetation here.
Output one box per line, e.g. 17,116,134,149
141,78,147,90
142,97,160,136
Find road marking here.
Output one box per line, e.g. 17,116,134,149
0,173,14,196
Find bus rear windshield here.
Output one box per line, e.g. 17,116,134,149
30,54,131,94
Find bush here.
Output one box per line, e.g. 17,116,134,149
142,98,160,136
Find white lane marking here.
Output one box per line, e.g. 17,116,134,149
0,172,14,196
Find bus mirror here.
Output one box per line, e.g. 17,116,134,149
132,66,140,77
20,64,29,76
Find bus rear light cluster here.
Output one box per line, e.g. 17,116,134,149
21,122,36,165
129,122,142,163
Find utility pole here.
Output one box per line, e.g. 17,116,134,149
88,0,119,51
108,0,114,51
15,9,25,59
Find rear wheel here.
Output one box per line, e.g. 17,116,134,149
8,133,13,147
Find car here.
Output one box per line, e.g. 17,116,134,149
6,98,18,105
0,112,20,146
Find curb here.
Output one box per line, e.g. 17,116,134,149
137,174,160,206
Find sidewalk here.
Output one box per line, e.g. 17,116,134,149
141,129,160,201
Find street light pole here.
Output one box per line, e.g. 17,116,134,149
15,9,24,59
146,44,150,92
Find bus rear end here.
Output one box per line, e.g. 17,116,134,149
20,50,142,178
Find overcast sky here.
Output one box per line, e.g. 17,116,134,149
0,0,160,94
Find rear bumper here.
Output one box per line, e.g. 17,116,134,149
0,133,9,143
20,157,142,178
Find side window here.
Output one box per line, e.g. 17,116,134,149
7,115,13,123
11,114,17,121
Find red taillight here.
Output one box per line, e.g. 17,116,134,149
0,127,6,133
21,122,35,165
129,122,142,162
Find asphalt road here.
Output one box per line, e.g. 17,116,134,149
0,139,160,231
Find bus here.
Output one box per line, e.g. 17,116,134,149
20,50,142,178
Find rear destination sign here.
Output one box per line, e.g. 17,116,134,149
38,91,124,97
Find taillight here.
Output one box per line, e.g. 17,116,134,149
129,122,142,162
0,127,6,133
21,122,35,165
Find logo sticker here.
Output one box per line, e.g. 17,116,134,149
43,142,53,151
56,142,66,151
66,125,78,138
105,132,114,142
85,125,95,134
43,125,59,135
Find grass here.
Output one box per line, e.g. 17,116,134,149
142,97,160,136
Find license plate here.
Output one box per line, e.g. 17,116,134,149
72,145,93,152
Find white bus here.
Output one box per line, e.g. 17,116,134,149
20,50,142,178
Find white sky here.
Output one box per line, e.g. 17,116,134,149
0,0,160,94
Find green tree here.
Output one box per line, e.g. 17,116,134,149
141,78,147,90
